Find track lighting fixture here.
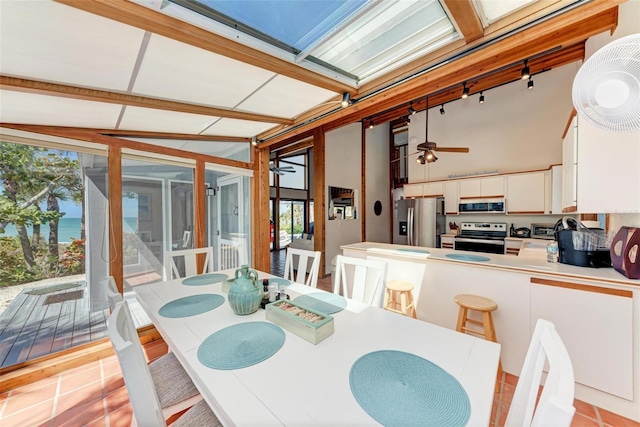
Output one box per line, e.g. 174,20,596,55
461,82,469,99
368,119,374,129
479,92,484,104
425,150,438,163
406,115,411,124
408,102,416,116
251,136,258,146
341,92,351,108
416,154,426,164
527,77,534,90
440,105,445,115
521,59,530,80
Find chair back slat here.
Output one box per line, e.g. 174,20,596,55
284,247,321,288
505,319,575,427
108,301,166,426
334,255,387,307
165,247,214,280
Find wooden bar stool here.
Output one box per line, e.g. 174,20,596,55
454,294,503,391
383,280,417,318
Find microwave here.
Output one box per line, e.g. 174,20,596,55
458,198,506,214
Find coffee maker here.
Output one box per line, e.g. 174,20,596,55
554,218,611,268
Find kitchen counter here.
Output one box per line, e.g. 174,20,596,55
340,241,640,422
342,241,638,288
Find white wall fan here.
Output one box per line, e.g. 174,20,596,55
269,162,295,175
572,33,640,133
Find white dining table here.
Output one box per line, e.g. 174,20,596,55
133,269,500,426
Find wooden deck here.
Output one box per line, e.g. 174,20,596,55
0,281,109,368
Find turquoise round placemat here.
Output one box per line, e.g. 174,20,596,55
350,350,470,427
197,322,285,370
182,273,228,286
397,248,430,254
445,253,490,262
158,294,224,318
268,277,291,287
293,292,346,314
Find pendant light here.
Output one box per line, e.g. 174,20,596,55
461,82,469,99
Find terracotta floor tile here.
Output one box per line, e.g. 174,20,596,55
598,407,640,427
571,413,602,427
63,360,101,378
101,358,122,378
54,381,103,419
490,399,499,425
0,399,54,427
105,387,130,413
2,381,58,417
102,374,125,396
52,397,105,427
8,375,59,395
500,382,516,406
573,399,598,420
85,416,107,427
504,373,518,387
107,404,133,427
59,365,101,394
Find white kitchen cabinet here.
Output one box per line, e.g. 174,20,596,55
562,116,578,211
576,116,640,213
423,182,444,197
530,278,633,399
440,235,454,249
504,238,522,255
403,183,423,198
550,165,563,214
459,176,504,198
443,181,459,214
506,172,546,214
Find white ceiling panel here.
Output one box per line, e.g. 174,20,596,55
132,34,276,108
127,138,248,158
119,106,218,134
0,1,145,91
201,118,275,137
237,74,337,118
0,90,121,128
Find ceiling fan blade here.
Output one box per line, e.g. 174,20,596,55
434,147,469,153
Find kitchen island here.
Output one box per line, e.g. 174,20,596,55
341,241,640,422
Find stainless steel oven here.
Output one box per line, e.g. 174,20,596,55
454,222,507,254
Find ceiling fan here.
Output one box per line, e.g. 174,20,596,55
393,96,469,163
269,162,296,175
415,96,469,164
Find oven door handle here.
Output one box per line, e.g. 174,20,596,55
455,237,505,245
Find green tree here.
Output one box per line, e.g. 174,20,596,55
0,142,82,271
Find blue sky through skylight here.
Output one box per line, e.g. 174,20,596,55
197,0,368,51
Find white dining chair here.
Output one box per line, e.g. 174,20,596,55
505,318,576,427
108,300,221,427
284,247,321,287
334,255,387,307
165,247,214,279
105,276,122,312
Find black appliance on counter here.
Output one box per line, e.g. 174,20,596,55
556,229,611,268
455,222,507,254
510,225,531,238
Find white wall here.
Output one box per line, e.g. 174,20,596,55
325,122,363,274
365,122,391,243
407,63,578,183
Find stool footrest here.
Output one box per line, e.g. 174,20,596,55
461,326,485,336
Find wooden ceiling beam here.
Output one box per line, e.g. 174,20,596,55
55,0,354,95
340,42,585,127
442,0,484,43
0,76,293,125
0,123,251,169
258,4,617,147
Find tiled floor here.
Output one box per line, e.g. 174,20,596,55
1,338,638,427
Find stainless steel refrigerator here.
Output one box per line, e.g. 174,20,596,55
396,197,446,247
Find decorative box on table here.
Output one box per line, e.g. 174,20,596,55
265,299,334,345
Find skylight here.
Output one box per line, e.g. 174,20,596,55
170,0,459,84
474,0,538,26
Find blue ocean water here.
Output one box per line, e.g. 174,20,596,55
1,218,139,243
